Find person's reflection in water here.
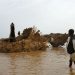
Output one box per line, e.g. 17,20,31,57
9,53,17,75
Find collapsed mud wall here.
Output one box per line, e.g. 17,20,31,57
44,33,68,47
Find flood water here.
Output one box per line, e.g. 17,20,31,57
0,47,75,75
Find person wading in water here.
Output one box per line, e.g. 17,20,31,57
67,29,75,68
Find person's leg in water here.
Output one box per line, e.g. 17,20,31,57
69,58,72,68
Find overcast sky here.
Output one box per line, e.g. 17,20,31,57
0,0,75,38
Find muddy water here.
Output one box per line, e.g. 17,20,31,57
0,47,75,75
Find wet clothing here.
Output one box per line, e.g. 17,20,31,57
67,36,75,51
67,37,75,54
67,36,75,67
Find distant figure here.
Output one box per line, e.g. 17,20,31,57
67,29,75,68
18,31,20,36
9,23,16,42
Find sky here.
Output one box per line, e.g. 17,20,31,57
0,0,75,38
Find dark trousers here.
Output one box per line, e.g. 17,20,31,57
69,58,72,68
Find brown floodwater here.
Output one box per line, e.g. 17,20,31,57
0,47,75,75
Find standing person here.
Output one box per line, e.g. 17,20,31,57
67,29,75,68
9,23,16,42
